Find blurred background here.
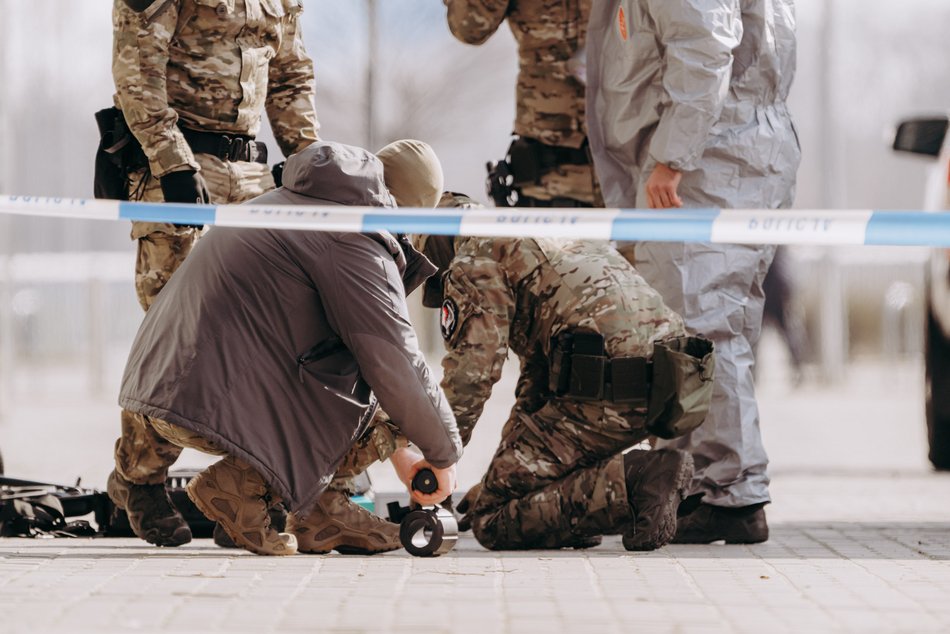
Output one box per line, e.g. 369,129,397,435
0,0,948,493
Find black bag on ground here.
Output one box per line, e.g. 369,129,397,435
0,477,107,538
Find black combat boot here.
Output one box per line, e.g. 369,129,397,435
565,535,603,549
107,470,192,547
672,495,769,544
621,449,694,551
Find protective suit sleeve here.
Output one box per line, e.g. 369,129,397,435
645,0,741,172
112,0,199,177
266,1,321,158
312,234,462,468
439,257,513,445
444,0,510,45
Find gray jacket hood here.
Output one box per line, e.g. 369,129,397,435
251,141,435,296
258,141,397,208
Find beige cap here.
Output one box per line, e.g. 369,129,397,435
376,139,444,208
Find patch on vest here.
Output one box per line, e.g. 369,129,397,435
440,298,459,340
618,6,628,41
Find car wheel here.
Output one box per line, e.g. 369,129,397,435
926,305,950,470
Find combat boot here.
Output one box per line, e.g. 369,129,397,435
565,535,603,549
621,449,694,551
287,489,401,555
455,482,482,532
106,469,192,547
213,504,288,549
672,496,769,544
186,457,297,556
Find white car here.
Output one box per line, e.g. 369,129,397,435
893,114,950,469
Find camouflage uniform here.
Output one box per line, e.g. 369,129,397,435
436,233,686,549
326,412,407,495
112,0,319,486
444,0,601,205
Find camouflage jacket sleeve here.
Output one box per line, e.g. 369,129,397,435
444,0,511,45
266,1,320,158
112,0,198,177
439,256,513,445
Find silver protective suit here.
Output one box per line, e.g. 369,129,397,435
586,0,801,506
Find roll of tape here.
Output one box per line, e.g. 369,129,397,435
400,507,458,557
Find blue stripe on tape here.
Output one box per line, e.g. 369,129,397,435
610,208,718,242
361,213,462,236
118,202,217,226
865,210,950,246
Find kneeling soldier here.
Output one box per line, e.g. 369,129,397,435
413,193,715,551
117,142,462,555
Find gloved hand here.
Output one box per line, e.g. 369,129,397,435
271,161,285,188
160,169,211,204
455,481,481,532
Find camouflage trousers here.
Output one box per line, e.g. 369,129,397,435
114,154,274,486
146,417,279,507
327,413,407,494
114,405,406,491
470,398,649,550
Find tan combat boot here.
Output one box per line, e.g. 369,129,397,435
287,489,401,555
186,456,297,556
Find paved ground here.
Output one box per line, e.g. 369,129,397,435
2,334,950,633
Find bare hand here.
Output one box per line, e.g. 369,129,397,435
390,447,458,506
645,163,683,209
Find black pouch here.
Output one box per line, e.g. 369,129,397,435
549,331,574,395
507,136,544,186
93,107,148,200
610,356,650,405
549,331,609,400
646,336,716,439
567,331,606,400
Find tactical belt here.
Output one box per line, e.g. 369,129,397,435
558,353,652,404
515,136,591,169
506,136,591,185
549,331,652,404
516,194,595,208
180,128,269,164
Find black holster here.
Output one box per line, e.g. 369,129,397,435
486,158,516,207
486,136,593,208
93,106,148,200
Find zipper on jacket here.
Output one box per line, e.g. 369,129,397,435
297,336,346,383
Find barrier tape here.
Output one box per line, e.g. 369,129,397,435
2,195,948,247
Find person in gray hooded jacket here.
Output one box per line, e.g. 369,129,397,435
117,141,463,555
586,0,801,543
